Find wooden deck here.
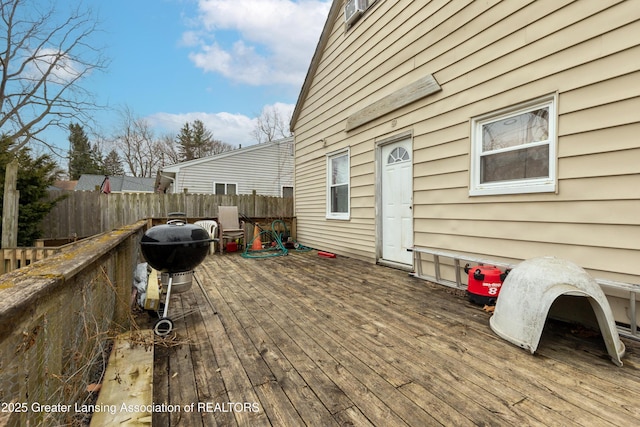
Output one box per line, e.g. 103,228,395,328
152,251,640,426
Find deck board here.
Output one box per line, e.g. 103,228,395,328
167,296,203,427
153,251,640,426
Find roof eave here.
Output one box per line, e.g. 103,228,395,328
161,137,294,172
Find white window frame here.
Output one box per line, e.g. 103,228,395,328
470,94,558,196
326,148,350,220
213,182,237,195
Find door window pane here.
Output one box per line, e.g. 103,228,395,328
387,147,410,164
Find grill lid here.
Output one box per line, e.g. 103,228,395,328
140,223,212,272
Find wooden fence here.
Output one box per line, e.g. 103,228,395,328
40,191,294,239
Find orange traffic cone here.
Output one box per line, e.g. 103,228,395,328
251,224,262,250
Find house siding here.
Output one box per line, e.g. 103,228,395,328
169,139,294,196
292,0,640,290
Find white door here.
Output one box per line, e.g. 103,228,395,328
381,139,413,265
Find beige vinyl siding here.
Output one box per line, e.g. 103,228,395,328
293,0,639,284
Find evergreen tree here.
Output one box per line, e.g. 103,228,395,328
0,136,65,246
103,149,125,175
176,122,195,161
68,123,103,179
176,120,233,161
191,120,215,158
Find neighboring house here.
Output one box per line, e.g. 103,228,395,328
291,1,639,322
75,174,156,193
156,137,294,197
50,180,78,191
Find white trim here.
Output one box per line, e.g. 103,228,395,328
469,93,558,196
326,147,350,220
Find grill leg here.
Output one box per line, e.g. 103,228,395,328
162,275,173,319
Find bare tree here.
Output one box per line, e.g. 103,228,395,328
251,105,292,144
113,106,161,177
0,0,107,154
1,0,105,247
157,132,180,166
211,138,235,155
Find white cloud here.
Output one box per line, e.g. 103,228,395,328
146,111,255,147
145,101,295,147
26,48,84,85
263,102,295,120
180,30,201,47
187,0,331,86
189,40,273,85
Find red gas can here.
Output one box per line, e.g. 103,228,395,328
464,264,508,305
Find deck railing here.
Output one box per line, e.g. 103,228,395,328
0,220,147,426
1,246,64,275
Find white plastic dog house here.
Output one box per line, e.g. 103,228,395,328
490,257,625,366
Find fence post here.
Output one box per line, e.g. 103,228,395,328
252,190,257,217
1,160,19,248
114,236,133,331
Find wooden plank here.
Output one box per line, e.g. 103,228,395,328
152,343,170,427
214,268,344,425
321,258,639,426
194,269,271,426
181,287,237,427
166,295,203,426
313,261,601,425
9,250,16,274
212,281,277,388
144,268,160,311
223,260,432,426
333,406,376,427
254,381,306,426
244,259,507,426
345,74,442,131
278,254,636,423
90,330,154,426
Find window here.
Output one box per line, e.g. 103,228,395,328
326,149,350,220
470,94,557,196
282,186,293,198
214,182,237,195
387,146,410,164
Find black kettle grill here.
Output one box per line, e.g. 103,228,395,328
140,218,212,335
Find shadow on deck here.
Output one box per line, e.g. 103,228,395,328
150,251,640,426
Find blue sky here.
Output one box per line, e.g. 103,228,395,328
55,0,331,149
